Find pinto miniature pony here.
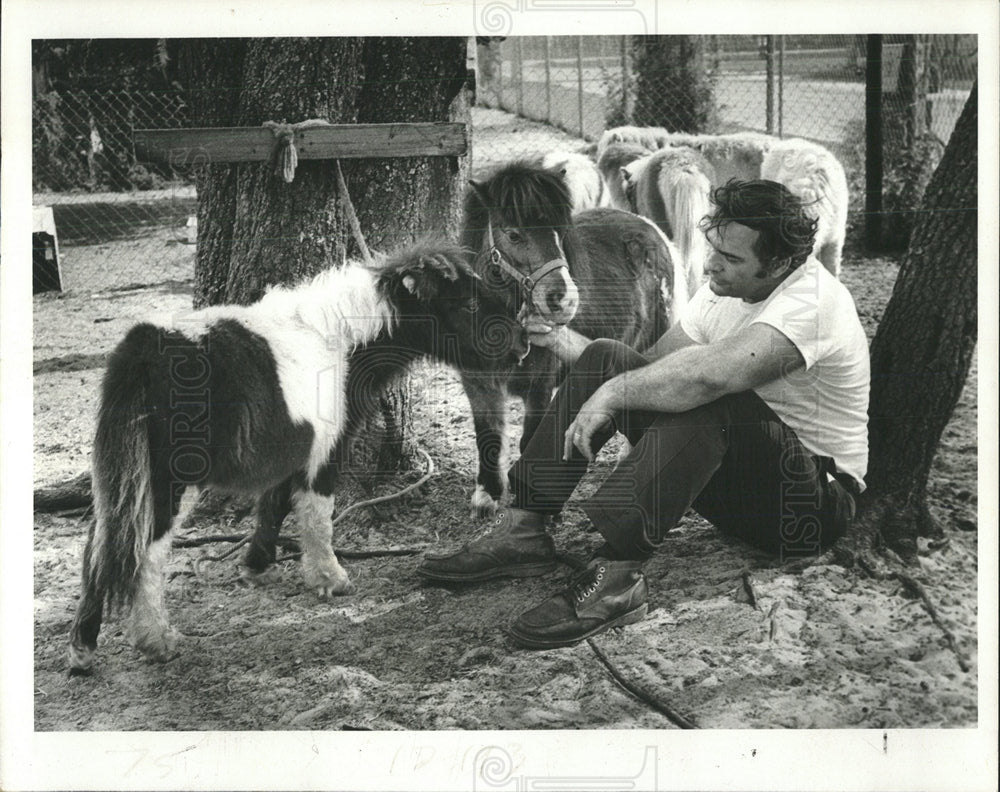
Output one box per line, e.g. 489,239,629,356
460,161,686,515
601,126,849,277
68,241,529,674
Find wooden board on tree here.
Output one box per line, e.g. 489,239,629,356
135,122,468,165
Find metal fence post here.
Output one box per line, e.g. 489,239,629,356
497,41,505,110
865,34,884,250
544,36,552,124
778,35,784,137
621,35,632,121
516,37,524,117
765,35,775,135
577,36,585,138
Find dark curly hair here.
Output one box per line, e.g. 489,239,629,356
702,179,818,273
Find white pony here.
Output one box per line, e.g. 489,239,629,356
599,126,850,277
760,138,850,276
531,150,610,213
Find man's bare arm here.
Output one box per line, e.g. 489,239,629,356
564,323,806,460
641,321,700,360
608,323,805,412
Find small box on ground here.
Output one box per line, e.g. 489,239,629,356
33,205,62,294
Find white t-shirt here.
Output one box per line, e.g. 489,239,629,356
681,257,870,489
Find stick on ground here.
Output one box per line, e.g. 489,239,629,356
895,572,971,673
587,638,699,729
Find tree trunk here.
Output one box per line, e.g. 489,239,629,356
630,36,716,133
177,37,471,479
839,81,977,565
878,35,941,251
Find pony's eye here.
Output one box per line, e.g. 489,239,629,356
505,229,524,245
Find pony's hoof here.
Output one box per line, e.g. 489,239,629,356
303,554,352,598
315,579,354,598
67,643,95,676
240,564,280,587
135,627,182,663
312,574,354,598
470,485,499,518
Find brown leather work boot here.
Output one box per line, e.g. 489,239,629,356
416,509,557,583
508,558,648,648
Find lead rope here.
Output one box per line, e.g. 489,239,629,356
335,160,373,265
261,119,373,264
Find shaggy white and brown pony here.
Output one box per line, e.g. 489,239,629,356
617,146,715,302
529,149,610,213
68,241,529,674
600,126,850,278
596,140,651,211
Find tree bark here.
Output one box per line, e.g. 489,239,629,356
878,35,941,251
839,81,977,565
630,36,716,133
177,37,471,476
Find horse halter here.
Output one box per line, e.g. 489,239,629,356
485,219,569,305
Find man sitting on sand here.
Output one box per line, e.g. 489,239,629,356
418,179,870,649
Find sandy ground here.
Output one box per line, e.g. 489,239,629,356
31,109,978,731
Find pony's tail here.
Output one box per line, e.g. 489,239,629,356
634,214,689,330
659,161,711,301
69,324,160,674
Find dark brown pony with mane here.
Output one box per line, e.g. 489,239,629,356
461,160,687,515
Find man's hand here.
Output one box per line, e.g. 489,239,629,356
521,315,564,349
521,313,592,365
562,383,617,461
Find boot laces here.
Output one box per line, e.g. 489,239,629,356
572,563,606,603
474,511,508,541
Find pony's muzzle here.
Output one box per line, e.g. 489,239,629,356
532,262,580,325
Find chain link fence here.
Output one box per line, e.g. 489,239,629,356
474,33,975,249
32,88,196,294
476,34,975,156
31,35,976,293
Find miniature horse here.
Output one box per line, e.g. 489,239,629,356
68,241,528,674
602,126,849,278
461,161,686,515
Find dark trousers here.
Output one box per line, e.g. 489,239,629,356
508,339,857,562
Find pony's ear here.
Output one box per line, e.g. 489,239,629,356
399,252,457,299
400,269,439,299
468,179,490,205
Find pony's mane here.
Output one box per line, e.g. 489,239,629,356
369,239,473,284
463,161,574,252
